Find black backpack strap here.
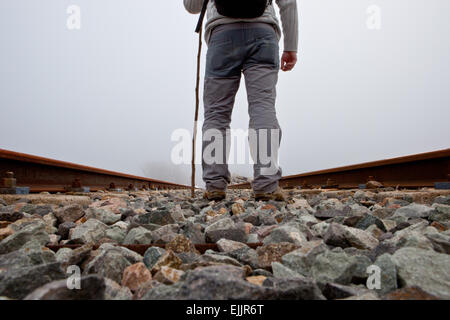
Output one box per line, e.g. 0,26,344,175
195,0,209,33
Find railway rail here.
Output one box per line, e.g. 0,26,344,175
1,147,449,194
0,148,190,193
230,148,450,190
46,243,264,255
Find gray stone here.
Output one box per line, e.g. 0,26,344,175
112,221,129,230
260,214,278,226
372,208,396,219
98,243,143,264
391,231,435,251
310,250,358,288
426,232,450,254
262,277,326,300
0,206,24,222
391,220,427,236
324,223,379,250
390,215,409,225
393,203,434,219
136,209,175,226
169,205,186,223
54,204,85,223
433,195,450,205
430,204,450,224
0,262,65,299
348,203,370,217
341,292,380,300
31,205,53,217
381,219,397,231
141,265,256,299
263,226,307,246
384,198,411,208
350,254,372,282
217,238,249,252
198,253,243,267
69,219,107,244
84,250,131,283
104,278,133,300
151,224,180,244
322,283,373,300
310,221,330,237
176,252,200,265
281,241,327,277
373,253,397,294
242,211,263,226
205,218,235,233
314,208,347,219
384,221,433,251
55,247,74,263
142,265,324,300
123,226,153,245
57,222,76,239
105,226,126,243
315,198,346,212
120,209,137,221
296,213,320,225
251,269,273,277
342,247,371,258
42,212,57,229
0,221,49,254
368,241,398,261
392,247,450,299
17,203,34,213
271,262,303,278
355,214,387,232
143,247,166,269
85,207,121,225
225,247,261,270
206,228,247,243
24,275,106,300
0,241,56,272
287,198,315,214
60,244,93,269
378,232,394,241
180,221,205,244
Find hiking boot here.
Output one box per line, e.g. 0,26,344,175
254,187,287,202
203,190,226,201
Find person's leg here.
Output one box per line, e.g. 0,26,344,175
202,27,244,192
243,25,283,194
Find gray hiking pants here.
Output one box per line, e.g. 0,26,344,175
202,22,282,193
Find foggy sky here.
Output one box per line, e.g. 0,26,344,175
1,0,449,187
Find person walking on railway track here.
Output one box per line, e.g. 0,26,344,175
184,0,299,201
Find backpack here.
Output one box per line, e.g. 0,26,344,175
195,0,273,33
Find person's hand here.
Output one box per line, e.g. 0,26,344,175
281,51,298,72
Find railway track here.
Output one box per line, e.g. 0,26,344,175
0,148,190,193
1,147,448,194
1,148,449,300
46,243,264,255
230,148,450,190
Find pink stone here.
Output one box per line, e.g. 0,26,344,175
121,262,152,292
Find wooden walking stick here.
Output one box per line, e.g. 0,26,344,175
191,0,209,198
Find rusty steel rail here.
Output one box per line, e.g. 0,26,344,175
230,148,450,190
0,148,190,193
47,243,264,255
